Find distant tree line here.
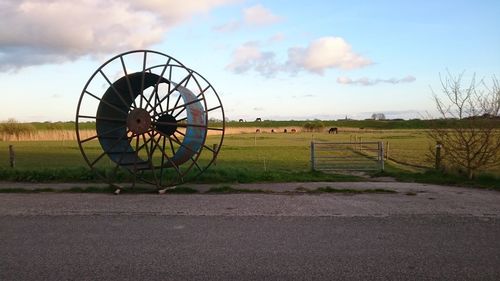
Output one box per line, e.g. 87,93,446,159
302,120,325,132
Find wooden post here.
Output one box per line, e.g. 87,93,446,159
379,141,385,171
385,141,389,160
9,145,15,168
212,144,219,166
310,141,315,171
435,142,442,170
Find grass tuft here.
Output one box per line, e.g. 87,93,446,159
206,185,269,194
165,186,199,194
296,186,397,194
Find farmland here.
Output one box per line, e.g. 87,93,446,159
0,120,499,187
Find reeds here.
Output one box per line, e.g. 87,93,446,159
0,129,95,141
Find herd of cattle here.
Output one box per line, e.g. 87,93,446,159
254,127,339,134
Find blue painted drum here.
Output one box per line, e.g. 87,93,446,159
96,73,206,170
165,83,206,167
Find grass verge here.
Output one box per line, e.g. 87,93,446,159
373,168,500,191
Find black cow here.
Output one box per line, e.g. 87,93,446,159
328,127,338,134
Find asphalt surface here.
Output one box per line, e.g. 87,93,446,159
1,182,499,280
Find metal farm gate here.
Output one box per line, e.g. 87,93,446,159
310,141,384,171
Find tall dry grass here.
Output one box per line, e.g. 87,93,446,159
0,130,95,141
0,126,435,142
0,127,306,141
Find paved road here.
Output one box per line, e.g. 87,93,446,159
1,183,499,280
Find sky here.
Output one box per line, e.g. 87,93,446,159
0,0,499,122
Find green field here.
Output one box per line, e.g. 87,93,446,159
0,130,432,170
0,128,498,187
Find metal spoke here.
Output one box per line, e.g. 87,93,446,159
120,56,137,108
150,134,183,177
85,91,129,116
173,96,199,118
78,115,126,123
166,66,173,111
99,70,132,111
169,134,203,173
80,124,127,143
152,120,207,130
107,130,140,186
170,97,205,114
206,105,222,113
159,136,167,185
141,132,161,187
150,59,171,115
150,72,193,114
170,134,199,156
139,51,147,108
89,129,136,167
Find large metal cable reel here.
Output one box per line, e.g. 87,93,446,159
76,50,225,193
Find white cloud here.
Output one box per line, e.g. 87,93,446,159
243,4,282,26
225,41,280,77
214,4,281,33
0,0,235,71
226,36,372,77
337,75,416,86
287,37,372,74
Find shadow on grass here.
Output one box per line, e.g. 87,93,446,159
373,167,500,191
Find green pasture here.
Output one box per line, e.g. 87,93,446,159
0,130,434,170
0,130,498,186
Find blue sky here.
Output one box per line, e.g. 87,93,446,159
0,0,499,121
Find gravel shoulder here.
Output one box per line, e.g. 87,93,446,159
0,181,499,218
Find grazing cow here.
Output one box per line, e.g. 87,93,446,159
291,128,296,133
284,129,288,133
255,129,261,133
328,127,338,134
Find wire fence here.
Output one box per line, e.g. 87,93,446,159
310,141,384,171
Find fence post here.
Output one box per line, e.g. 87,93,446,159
310,141,315,171
9,145,15,168
435,142,442,170
379,141,384,171
385,141,389,160
212,144,219,166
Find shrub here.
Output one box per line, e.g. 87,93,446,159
302,120,325,132
0,118,36,140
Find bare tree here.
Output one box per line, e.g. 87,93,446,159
371,113,386,120
428,72,500,179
